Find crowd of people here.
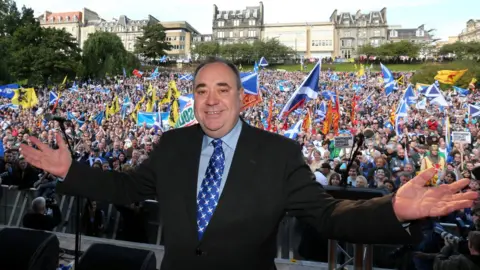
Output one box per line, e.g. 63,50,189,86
0,60,479,269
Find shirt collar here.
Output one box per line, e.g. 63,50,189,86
203,118,242,150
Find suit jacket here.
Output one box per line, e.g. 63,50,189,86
57,122,422,270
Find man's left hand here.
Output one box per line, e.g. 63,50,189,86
393,168,478,222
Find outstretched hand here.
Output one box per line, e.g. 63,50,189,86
393,168,478,222
20,132,72,178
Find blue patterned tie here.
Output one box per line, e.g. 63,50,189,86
197,139,225,240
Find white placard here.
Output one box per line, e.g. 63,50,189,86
334,136,354,148
451,131,471,144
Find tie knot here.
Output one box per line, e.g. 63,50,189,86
212,139,222,148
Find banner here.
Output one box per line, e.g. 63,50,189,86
0,84,19,99
175,100,197,128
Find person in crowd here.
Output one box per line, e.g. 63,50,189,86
22,196,61,231
81,200,104,237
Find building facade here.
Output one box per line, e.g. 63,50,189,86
387,24,436,44
262,22,334,58
161,21,201,59
212,2,264,44
330,8,388,58
459,19,480,42
93,15,159,52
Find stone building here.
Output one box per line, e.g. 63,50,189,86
212,2,264,44
387,24,436,44
459,19,480,42
330,8,388,58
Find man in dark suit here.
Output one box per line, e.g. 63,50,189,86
20,58,477,270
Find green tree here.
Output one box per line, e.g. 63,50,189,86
134,23,172,62
82,31,139,79
439,41,480,59
192,41,220,59
357,41,421,59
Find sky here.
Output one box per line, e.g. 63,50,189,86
15,0,480,41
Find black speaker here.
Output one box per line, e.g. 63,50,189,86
0,227,60,270
78,243,156,270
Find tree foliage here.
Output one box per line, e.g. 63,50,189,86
357,41,421,58
135,23,172,61
0,0,81,85
439,41,480,60
410,60,479,89
192,39,295,63
82,31,139,79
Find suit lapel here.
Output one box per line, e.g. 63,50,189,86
200,122,262,242
182,125,204,239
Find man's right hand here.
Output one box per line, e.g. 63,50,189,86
20,132,72,179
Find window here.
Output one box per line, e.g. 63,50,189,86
248,30,256,37
374,20,379,24
416,29,425,37
217,21,224,27
66,16,70,22
344,20,350,25
229,31,233,38
249,20,256,26
359,31,366,38
373,30,381,36
73,15,78,21
390,30,398,38
341,39,352,47
342,49,351,58
358,40,364,46
233,20,240,26
344,31,351,37
239,31,244,37
359,21,366,27
223,13,228,20
217,32,225,38
371,39,380,47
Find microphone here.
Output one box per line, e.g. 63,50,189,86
44,113,69,122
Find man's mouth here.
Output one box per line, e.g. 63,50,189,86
206,111,221,115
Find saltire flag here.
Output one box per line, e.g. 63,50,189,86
402,85,417,105
258,56,268,67
159,55,167,63
453,86,469,97
468,104,480,118
284,119,303,140
424,84,448,107
49,91,61,105
241,72,262,110
279,61,321,118
434,69,467,85
395,99,408,137
123,68,127,78
150,67,159,79
380,63,397,96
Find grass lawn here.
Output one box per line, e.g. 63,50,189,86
240,63,425,72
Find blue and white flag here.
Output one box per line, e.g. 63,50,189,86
0,84,18,99
402,85,417,105
240,72,258,95
380,63,397,96
179,74,194,81
49,91,61,105
284,119,303,140
395,100,408,137
279,61,321,119
258,57,268,67
425,84,448,107
468,104,480,118
453,86,470,97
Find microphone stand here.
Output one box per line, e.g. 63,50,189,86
340,134,364,187
56,121,81,269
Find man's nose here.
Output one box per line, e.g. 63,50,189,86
206,92,219,105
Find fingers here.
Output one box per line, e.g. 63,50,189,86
446,179,471,193
55,132,67,149
447,191,479,202
410,168,437,186
28,136,50,152
430,200,474,217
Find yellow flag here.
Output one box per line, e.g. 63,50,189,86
131,96,145,122
357,64,364,78
109,96,120,114
168,80,180,98
168,99,179,127
11,88,38,109
146,84,156,112
434,69,468,85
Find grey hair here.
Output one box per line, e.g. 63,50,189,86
193,57,242,90
32,197,46,213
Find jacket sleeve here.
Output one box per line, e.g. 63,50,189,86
284,142,423,245
56,131,172,205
